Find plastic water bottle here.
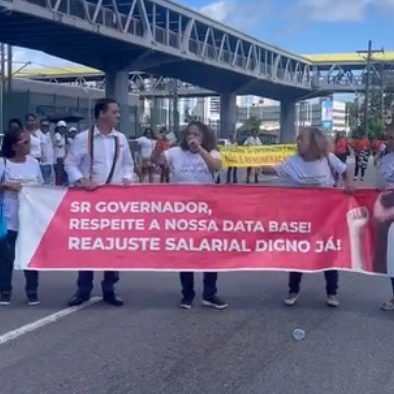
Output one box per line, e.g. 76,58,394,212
293,328,306,341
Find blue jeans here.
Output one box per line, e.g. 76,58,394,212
180,272,218,299
40,164,53,185
0,231,39,295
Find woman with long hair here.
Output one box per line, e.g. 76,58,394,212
0,124,43,306
263,127,353,307
153,121,227,310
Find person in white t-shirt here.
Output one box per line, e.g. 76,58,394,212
244,128,262,183
153,121,227,311
37,118,54,185
263,127,353,308
134,128,157,183
0,125,43,306
53,120,68,185
24,113,42,161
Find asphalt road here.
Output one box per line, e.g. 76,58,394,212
1,157,392,394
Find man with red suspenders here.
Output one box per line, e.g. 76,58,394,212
65,98,135,307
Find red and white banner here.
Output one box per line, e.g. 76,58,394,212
14,185,393,275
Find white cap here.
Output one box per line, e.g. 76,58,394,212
56,120,67,127
69,127,77,132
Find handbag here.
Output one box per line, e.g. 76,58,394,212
0,158,8,239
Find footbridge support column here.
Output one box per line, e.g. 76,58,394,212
220,93,236,139
105,68,130,136
279,99,297,143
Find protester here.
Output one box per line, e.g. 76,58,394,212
226,134,238,184
134,128,157,183
153,120,227,310
8,118,23,132
25,113,42,162
334,132,349,163
244,128,262,183
375,128,394,311
155,128,172,183
64,98,135,307
0,124,43,306
37,118,55,185
54,121,68,186
263,127,353,307
352,135,370,181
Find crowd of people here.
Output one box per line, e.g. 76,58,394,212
0,97,394,313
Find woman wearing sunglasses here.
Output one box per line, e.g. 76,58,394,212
0,123,43,306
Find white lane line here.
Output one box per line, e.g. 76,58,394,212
0,296,101,346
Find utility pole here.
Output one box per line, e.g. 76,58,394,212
356,40,384,136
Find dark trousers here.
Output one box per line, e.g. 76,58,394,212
180,272,217,299
0,231,39,295
226,167,238,183
288,270,338,296
391,277,394,295
55,158,68,186
76,271,119,296
246,167,258,183
160,165,170,183
336,153,347,164
354,155,366,178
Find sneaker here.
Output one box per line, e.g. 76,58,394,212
27,293,40,306
0,293,11,306
326,295,339,307
284,292,298,306
179,297,193,310
381,299,394,311
202,295,228,310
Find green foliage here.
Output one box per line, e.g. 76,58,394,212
349,82,394,140
238,116,262,132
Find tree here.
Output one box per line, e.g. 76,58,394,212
350,82,394,139
238,116,262,133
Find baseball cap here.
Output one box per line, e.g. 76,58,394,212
56,120,67,127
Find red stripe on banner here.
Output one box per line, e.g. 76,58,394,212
26,185,385,274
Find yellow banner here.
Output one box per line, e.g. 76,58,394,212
219,144,296,167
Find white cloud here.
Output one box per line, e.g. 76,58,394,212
291,0,394,23
10,47,76,72
199,0,273,31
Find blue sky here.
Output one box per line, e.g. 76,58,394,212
12,0,394,68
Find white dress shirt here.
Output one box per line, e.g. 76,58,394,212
64,126,135,185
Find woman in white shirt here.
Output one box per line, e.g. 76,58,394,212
265,127,353,308
0,125,43,306
135,128,157,183
154,121,227,310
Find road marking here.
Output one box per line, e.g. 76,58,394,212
0,296,101,346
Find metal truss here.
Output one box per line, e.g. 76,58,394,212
313,62,394,93
37,72,216,98
2,0,312,89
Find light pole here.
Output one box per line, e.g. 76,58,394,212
356,40,384,136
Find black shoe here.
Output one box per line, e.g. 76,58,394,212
179,297,193,310
27,292,40,306
102,292,124,307
68,292,90,307
0,293,11,306
202,295,228,310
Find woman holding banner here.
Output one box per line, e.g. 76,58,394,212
374,128,394,311
263,127,353,307
0,125,43,306
153,121,228,310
